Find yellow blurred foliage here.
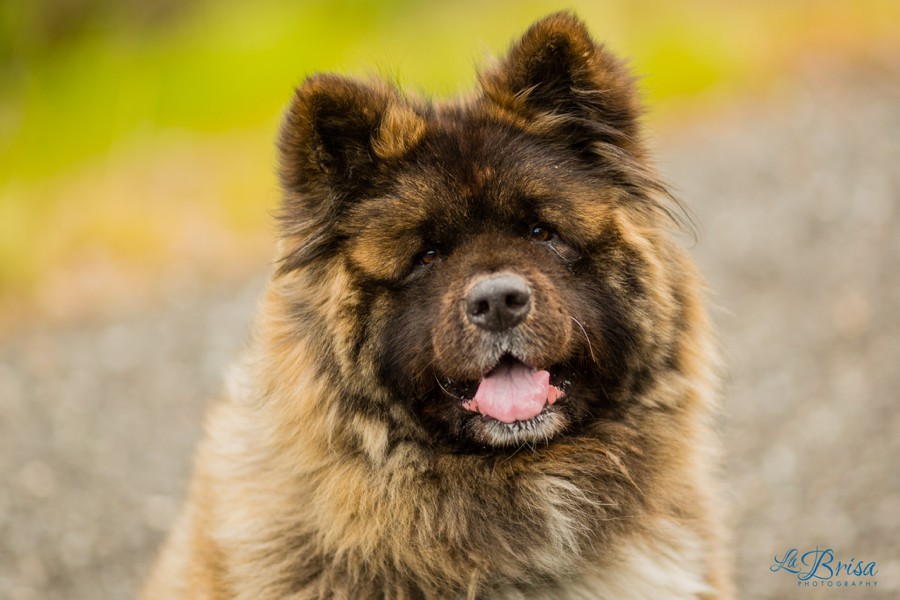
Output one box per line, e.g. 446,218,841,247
0,0,898,330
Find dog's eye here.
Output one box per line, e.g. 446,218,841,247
418,249,439,265
530,225,555,242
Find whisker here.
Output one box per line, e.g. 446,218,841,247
570,315,597,365
433,372,466,401
547,242,568,262
598,382,612,403
505,442,526,461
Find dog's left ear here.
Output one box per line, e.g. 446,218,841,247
480,12,643,156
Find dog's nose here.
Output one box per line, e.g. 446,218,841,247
465,273,532,332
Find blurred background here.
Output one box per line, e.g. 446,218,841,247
0,0,898,598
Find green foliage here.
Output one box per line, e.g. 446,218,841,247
0,0,766,181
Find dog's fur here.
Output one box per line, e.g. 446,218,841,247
143,12,732,599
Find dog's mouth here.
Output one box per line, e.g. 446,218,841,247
439,355,572,445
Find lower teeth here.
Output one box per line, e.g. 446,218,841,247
503,412,546,432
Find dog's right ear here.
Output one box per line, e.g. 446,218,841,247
278,74,384,197
278,74,423,198
277,74,425,272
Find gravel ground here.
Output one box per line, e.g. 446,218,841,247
659,65,900,597
1,66,898,599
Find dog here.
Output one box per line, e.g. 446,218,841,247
143,12,732,599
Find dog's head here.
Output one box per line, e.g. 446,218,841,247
275,13,693,450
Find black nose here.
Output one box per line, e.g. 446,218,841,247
465,273,532,332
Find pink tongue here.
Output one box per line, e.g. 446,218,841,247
468,361,551,423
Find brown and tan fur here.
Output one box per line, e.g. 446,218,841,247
144,12,732,599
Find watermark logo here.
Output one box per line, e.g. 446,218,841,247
771,547,878,589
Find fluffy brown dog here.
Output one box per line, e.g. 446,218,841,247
143,12,731,599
